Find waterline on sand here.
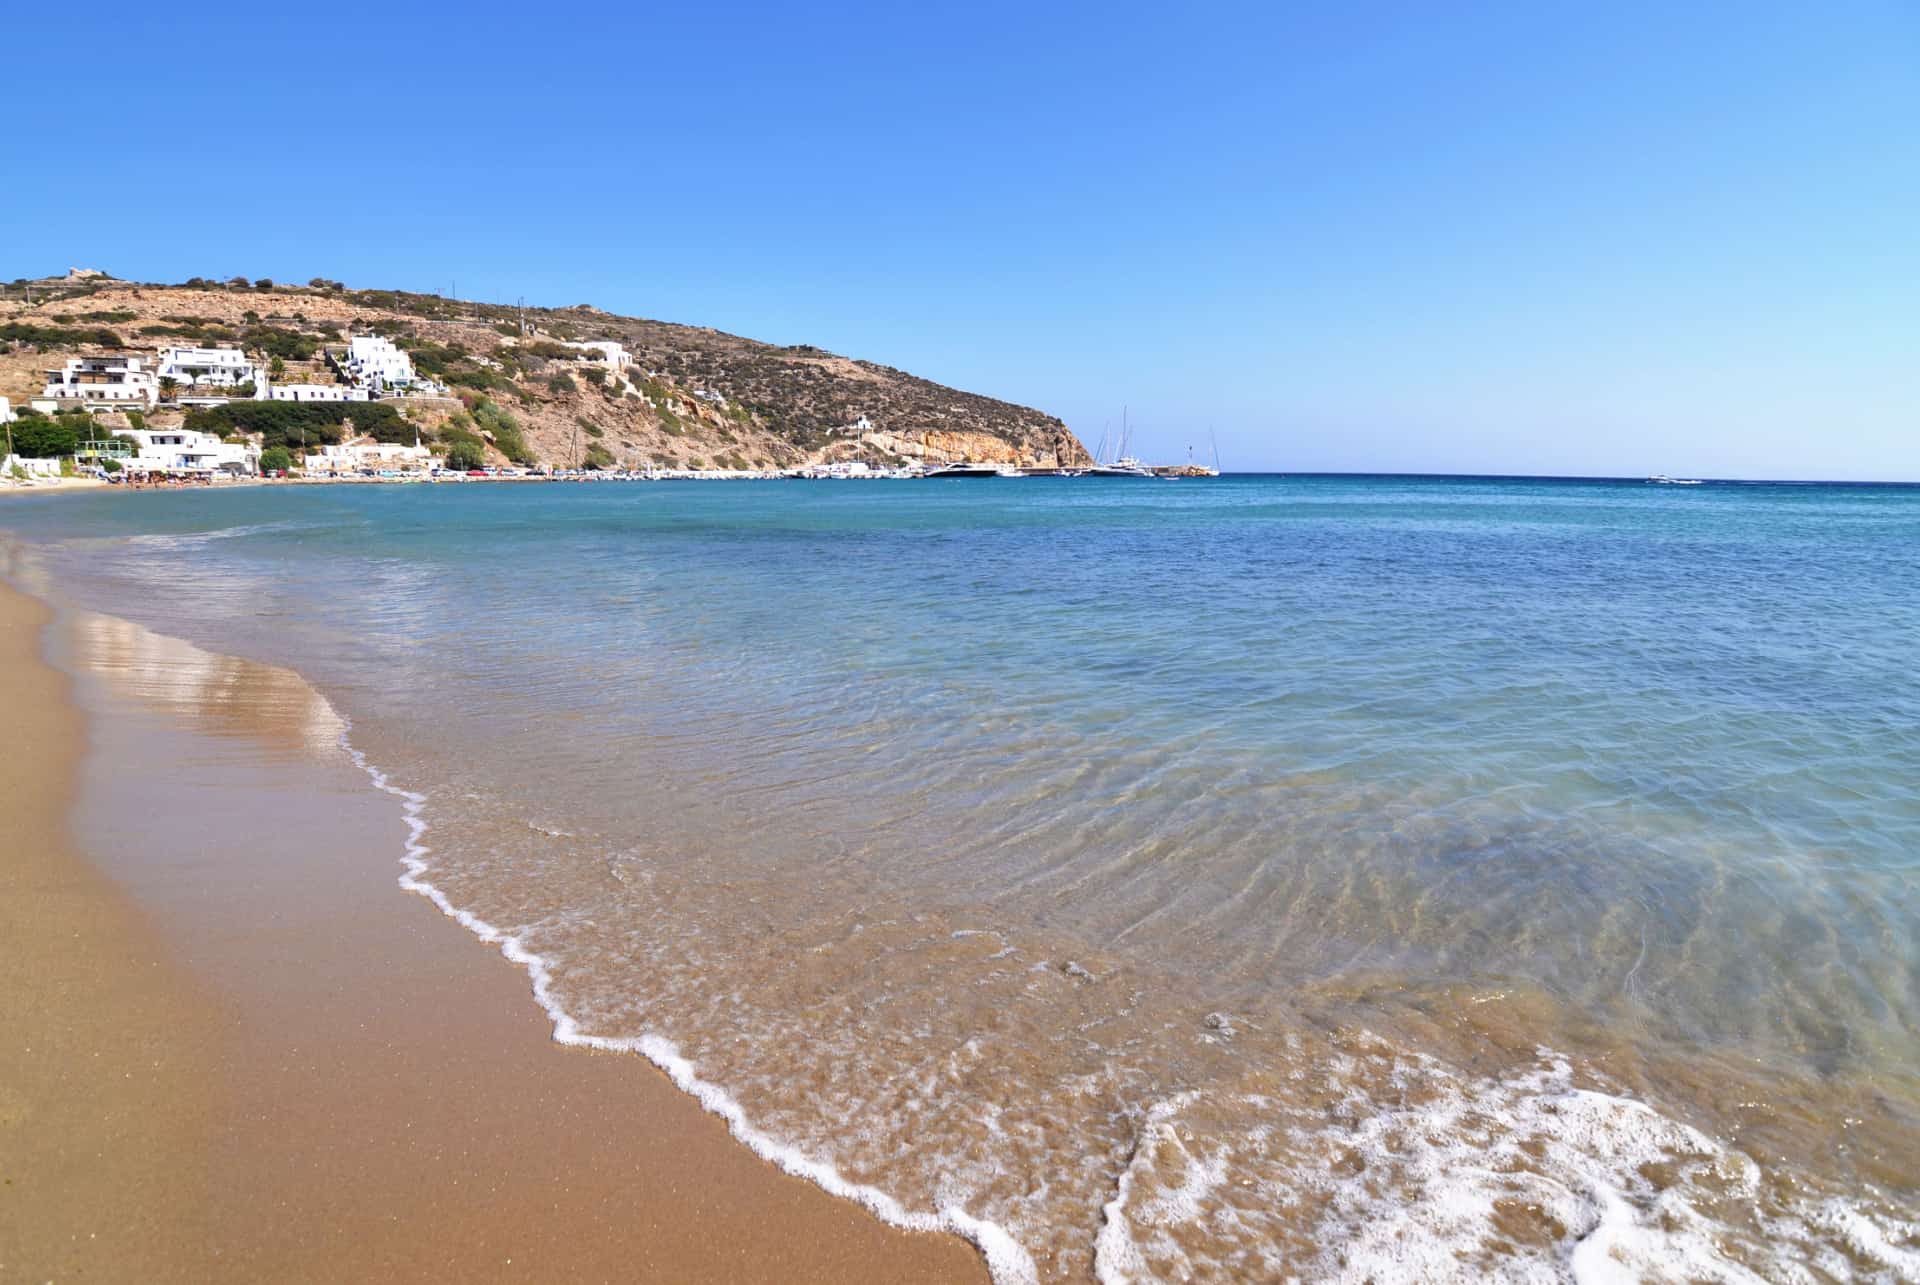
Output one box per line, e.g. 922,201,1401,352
345,731,1041,1285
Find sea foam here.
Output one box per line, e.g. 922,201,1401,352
341,723,1040,1285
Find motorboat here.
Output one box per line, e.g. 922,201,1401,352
922,462,1003,478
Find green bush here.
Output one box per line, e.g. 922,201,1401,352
124,411,145,430
445,367,509,392
445,440,485,470
9,417,80,458
183,400,414,449
472,399,534,465
0,322,125,348
547,373,577,396
244,326,319,361
582,443,614,470
140,320,239,342
260,446,293,472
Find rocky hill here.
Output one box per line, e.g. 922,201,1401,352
0,273,1090,471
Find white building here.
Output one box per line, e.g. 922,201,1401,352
569,340,631,373
266,383,368,403
3,454,63,480
39,355,158,410
0,397,13,424
340,335,418,390
157,345,258,390
300,441,432,475
120,428,259,476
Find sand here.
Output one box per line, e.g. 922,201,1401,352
0,581,988,1283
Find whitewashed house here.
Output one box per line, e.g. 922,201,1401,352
157,345,258,390
570,340,631,373
340,335,419,390
120,427,259,476
266,383,368,403
300,441,432,475
0,397,13,424
38,355,158,411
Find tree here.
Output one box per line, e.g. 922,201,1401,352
158,376,179,402
259,446,293,473
269,356,286,380
125,410,145,430
10,417,80,458
444,440,485,470
255,278,274,290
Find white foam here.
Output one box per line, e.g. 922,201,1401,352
1095,1093,1211,1284
338,726,1037,1285
1092,1046,1916,1285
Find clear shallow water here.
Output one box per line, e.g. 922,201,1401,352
6,476,1919,1281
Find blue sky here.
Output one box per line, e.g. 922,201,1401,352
3,2,1915,478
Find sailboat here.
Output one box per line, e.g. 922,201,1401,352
1088,407,1155,477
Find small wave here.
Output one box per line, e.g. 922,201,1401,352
122,519,318,549
337,724,1039,1285
1093,1045,1919,1284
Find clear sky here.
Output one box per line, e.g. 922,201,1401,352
3,2,1915,478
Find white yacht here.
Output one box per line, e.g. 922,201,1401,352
922,462,1002,479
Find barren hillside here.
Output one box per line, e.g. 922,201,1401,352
0,274,1090,470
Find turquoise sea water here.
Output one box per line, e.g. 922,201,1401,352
6,475,1918,1280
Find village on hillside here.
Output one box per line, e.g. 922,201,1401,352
1,270,1114,488
2,272,655,484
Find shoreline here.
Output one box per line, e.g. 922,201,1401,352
0,577,988,1282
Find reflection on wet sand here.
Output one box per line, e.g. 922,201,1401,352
62,608,345,759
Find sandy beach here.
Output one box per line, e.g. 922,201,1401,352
0,579,986,1283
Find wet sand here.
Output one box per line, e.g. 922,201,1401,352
0,581,987,1283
